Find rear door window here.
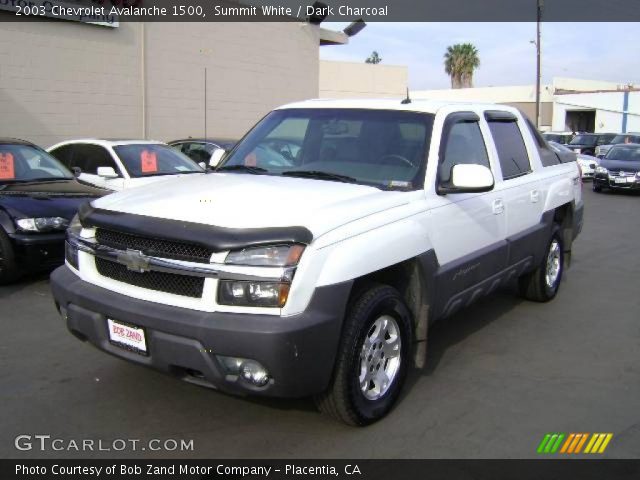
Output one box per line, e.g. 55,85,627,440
488,119,532,179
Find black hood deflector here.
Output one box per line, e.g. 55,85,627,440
79,204,313,253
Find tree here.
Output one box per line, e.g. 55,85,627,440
444,43,480,89
365,51,382,65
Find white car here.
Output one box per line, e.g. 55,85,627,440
52,99,583,426
47,139,205,191
548,141,598,179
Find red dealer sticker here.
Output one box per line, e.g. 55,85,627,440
0,152,16,180
244,151,257,166
140,150,158,173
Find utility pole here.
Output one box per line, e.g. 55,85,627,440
535,0,543,128
204,67,208,139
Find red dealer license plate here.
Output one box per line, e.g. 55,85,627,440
107,319,148,355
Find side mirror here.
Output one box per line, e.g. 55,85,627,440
209,148,226,168
72,167,82,178
439,164,494,194
97,166,118,179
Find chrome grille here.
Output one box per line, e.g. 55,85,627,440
95,257,205,298
96,228,213,263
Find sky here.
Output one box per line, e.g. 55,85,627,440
319,22,640,90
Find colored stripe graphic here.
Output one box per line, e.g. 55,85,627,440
584,433,614,454
541,433,614,454
537,433,565,454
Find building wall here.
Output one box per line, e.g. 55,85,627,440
412,84,555,104
0,19,142,148
319,60,408,99
146,22,319,141
0,19,320,147
552,91,640,133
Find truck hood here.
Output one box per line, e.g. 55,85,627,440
92,173,411,238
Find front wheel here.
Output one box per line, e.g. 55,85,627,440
593,183,603,193
518,226,564,302
315,284,413,426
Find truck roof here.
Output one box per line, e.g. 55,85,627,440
277,98,516,115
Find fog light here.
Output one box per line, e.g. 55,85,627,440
217,356,271,387
240,360,270,387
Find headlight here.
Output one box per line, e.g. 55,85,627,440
218,281,290,308
219,244,305,307
225,244,305,267
15,217,69,232
596,166,608,174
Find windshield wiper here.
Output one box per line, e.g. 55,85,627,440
0,178,70,184
216,164,268,174
281,170,357,183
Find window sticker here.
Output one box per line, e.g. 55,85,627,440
140,150,158,173
0,152,16,180
244,151,257,166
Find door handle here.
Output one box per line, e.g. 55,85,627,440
530,190,540,203
492,198,504,215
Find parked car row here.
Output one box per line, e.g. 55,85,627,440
543,131,640,159
0,136,237,284
548,141,599,179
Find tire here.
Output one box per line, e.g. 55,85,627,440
0,228,19,285
315,283,413,426
518,225,564,302
592,183,602,193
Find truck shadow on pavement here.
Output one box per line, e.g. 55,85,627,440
401,285,524,401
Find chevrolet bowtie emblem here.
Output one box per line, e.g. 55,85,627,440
117,249,150,273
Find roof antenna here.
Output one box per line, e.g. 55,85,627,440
401,87,411,104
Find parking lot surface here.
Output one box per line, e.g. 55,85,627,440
1,187,638,459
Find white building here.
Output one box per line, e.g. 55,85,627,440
412,78,638,133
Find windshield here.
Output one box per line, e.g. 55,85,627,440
219,108,434,190
605,146,640,161
569,135,597,146
611,134,640,145
0,144,73,182
113,144,204,178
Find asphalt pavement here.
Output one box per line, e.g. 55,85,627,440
1,186,638,459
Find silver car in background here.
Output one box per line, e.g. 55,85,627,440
549,141,599,179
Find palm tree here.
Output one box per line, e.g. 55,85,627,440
444,43,480,89
365,51,382,64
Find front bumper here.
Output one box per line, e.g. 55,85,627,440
593,174,640,190
50,266,352,398
9,232,65,270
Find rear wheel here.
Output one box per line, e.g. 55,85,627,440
518,225,564,302
315,284,413,426
0,228,19,285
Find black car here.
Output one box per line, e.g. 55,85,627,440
0,138,107,283
568,133,616,156
168,138,237,169
593,143,640,193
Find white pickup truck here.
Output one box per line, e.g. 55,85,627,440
51,99,583,426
